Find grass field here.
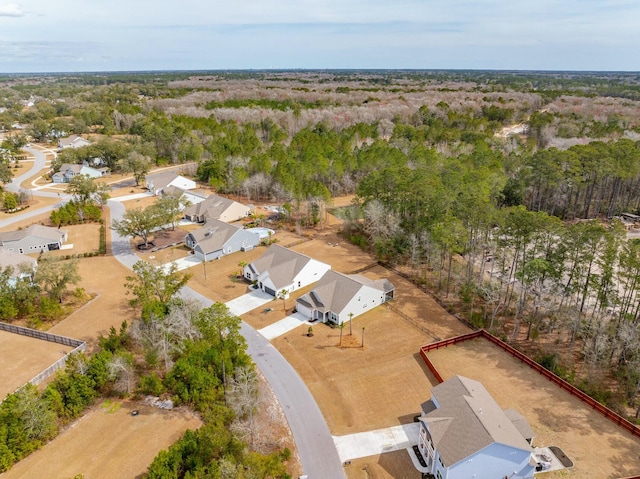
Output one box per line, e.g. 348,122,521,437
0,400,202,479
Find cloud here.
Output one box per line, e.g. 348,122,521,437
0,3,24,17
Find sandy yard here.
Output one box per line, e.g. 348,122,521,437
0,330,74,399
0,400,202,479
345,450,422,479
45,222,102,257
48,256,138,347
425,338,640,479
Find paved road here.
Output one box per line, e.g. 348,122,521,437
0,146,71,230
108,196,346,479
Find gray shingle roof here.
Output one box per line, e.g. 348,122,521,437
0,224,67,244
183,194,247,222
145,171,181,192
420,376,532,467
297,270,394,316
0,248,37,271
250,244,321,291
189,220,241,254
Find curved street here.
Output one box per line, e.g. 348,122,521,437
0,146,70,229
108,196,346,478
4,150,345,477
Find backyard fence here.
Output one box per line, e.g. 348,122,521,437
419,329,640,440
0,321,86,393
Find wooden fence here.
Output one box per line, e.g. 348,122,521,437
0,322,86,393
419,329,640,440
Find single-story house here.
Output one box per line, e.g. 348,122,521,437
0,224,68,254
182,190,209,205
417,375,536,479
52,163,110,183
295,270,394,324
0,248,37,285
183,194,251,223
243,244,331,298
185,219,261,261
145,171,196,196
58,135,91,150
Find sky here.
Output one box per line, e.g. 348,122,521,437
0,0,639,73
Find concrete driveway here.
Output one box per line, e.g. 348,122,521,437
333,423,420,462
224,289,274,316
258,312,311,340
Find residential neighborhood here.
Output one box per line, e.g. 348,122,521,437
243,244,331,297
1,70,640,479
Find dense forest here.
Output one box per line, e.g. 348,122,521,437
2,70,640,474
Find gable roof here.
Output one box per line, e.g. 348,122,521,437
0,224,67,244
183,194,248,221
250,244,318,290
58,135,90,148
190,220,243,254
296,270,393,314
0,248,37,271
145,171,181,191
421,375,532,467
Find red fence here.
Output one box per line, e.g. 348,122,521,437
419,329,640,441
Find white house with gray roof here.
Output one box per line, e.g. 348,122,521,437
185,219,260,261
57,134,91,150
295,270,394,324
243,244,330,298
417,375,536,479
0,225,67,254
145,171,196,196
184,194,251,223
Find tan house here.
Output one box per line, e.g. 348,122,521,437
184,194,251,223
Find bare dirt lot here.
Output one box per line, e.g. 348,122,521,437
426,338,640,479
345,450,421,479
0,330,73,399
48,256,138,347
0,400,202,479
269,262,472,437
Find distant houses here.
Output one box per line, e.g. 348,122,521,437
183,194,251,223
185,219,260,261
243,244,331,298
58,135,91,150
0,225,67,254
416,375,536,479
295,270,394,324
52,163,110,183
145,171,196,196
